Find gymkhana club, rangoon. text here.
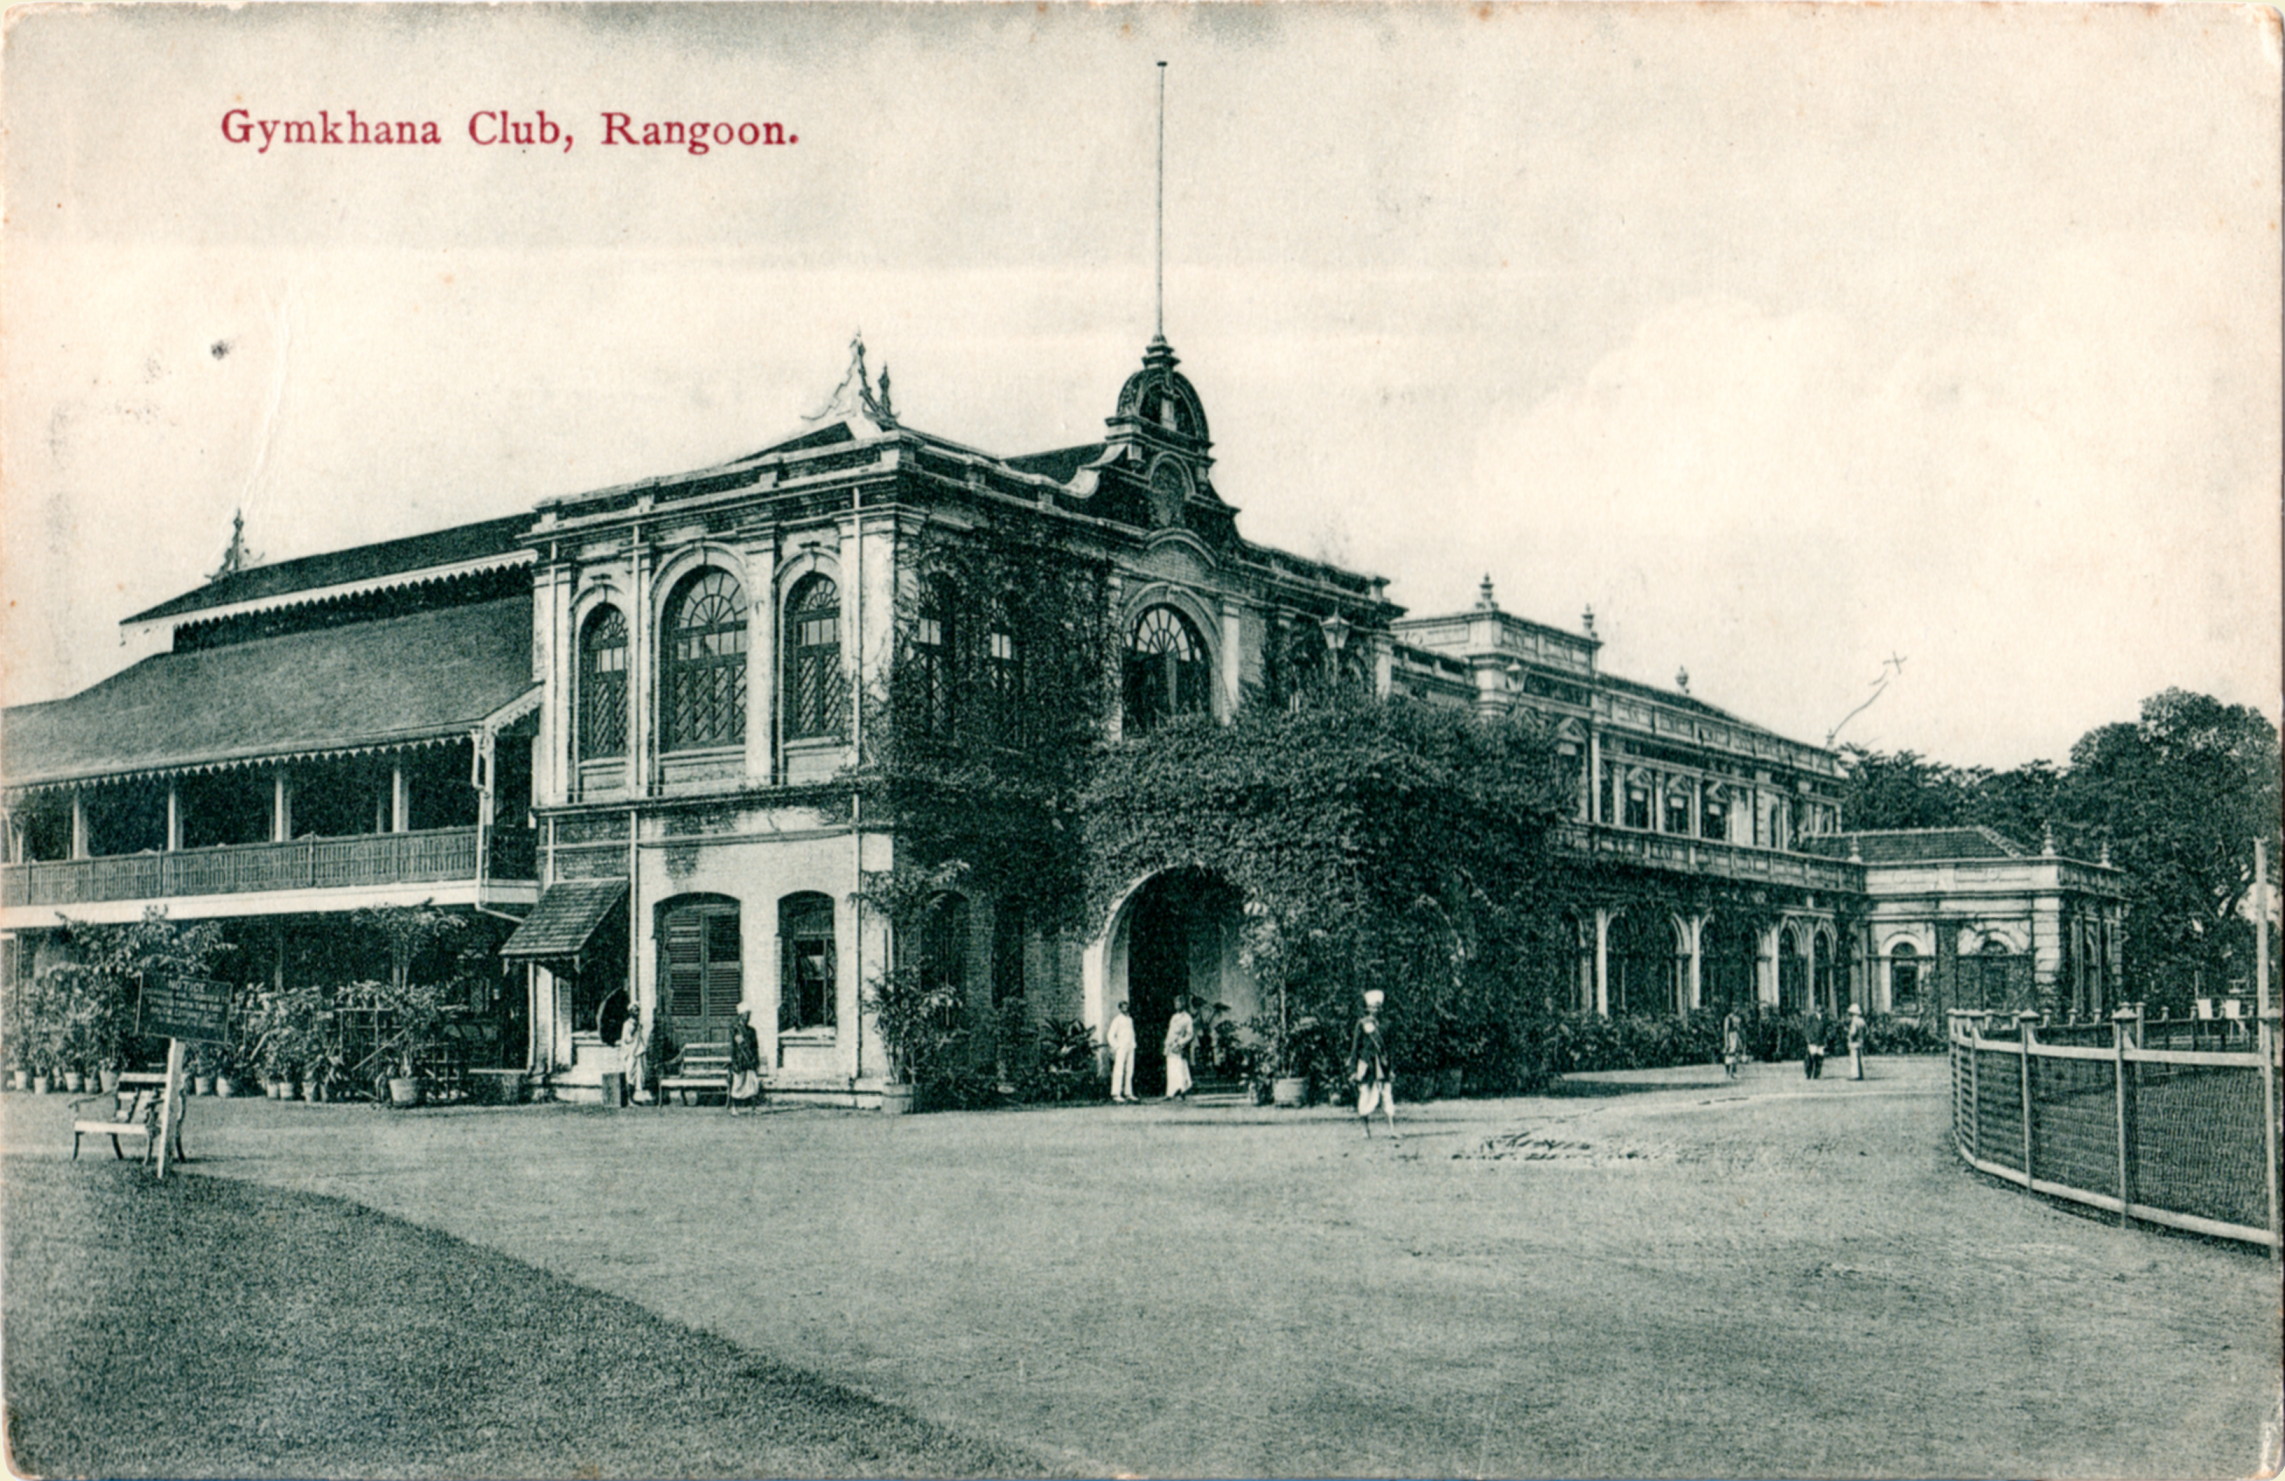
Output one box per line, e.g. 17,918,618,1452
219,109,798,154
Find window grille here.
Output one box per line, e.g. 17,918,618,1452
785,576,846,740
578,606,629,759
1123,605,1210,733
661,570,747,751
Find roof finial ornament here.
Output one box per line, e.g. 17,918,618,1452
804,331,896,426
1581,603,1597,638
1675,666,1691,694
2041,821,2058,857
1475,574,1498,611
208,508,261,582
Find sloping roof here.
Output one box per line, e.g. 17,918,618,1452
4,597,536,789
1005,444,1107,483
1803,827,2029,863
128,514,534,623
499,878,628,960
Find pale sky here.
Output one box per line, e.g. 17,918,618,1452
5,3,2278,770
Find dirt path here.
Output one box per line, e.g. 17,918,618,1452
6,1058,2276,1478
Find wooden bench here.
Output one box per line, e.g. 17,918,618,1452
69,1072,186,1165
658,1041,733,1106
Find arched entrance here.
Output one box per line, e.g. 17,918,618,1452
1778,925,1809,1013
1609,910,1682,1017
1700,914,1758,1016
1102,869,1254,1097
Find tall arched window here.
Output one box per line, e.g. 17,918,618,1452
1778,926,1808,1012
578,606,629,760
784,575,845,741
779,892,837,1033
1888,941,1920,1012
1123,605,1210,733
911,578,956,738
661,569,747,752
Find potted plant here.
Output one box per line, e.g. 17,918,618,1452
866,962,964,1115
347,977,455,1108
1249,1011,1325,1108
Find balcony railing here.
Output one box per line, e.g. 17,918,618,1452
1,826,537,909
1550,822,1865,893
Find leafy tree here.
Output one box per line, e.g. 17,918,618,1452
1836,747,1980,832
2060,689,2281,1007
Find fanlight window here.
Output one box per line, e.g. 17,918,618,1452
1123,605,1210,733
578,606,629,760
661,570,747,752
784,576,846,741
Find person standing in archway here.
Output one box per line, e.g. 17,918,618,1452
1107,1000,1138,1103
1162,996,1195,1101
1351,989,1397,1138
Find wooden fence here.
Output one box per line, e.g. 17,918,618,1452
1948,1009,2282,1251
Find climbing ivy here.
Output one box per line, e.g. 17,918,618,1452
850,519,1116,935
1081,692,1577,1077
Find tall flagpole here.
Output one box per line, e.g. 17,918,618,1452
1155,60,1167,339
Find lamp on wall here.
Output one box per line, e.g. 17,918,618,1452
1320,612,1351,656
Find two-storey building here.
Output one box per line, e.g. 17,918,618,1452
3,332,2124,1102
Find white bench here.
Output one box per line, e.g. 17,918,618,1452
69,1072,186,1165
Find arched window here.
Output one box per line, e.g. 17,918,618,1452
919,893,970,997
784,576,845,741
779,892,837,1032
911,578,956,738
1778,926,1809,1012
578,606,629,760
1889,941,1921,1012
1123,605,1210,733
661,570,747,752
1610,911,1683,1017
991,900,1027,1006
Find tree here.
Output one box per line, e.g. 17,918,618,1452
1836,747,1980,832
2060,689,2282,1007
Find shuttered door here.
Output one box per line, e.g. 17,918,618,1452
660,900,741,1047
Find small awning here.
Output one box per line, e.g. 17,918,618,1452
499,878,628,961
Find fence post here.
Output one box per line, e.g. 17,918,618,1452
1961,1012,1979,1164
2261,1011,2280,1262
2112,1005,2138,1229
2017,1010,2040,1187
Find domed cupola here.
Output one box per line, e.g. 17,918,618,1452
1105,336,1217,529
1108,336,1211,459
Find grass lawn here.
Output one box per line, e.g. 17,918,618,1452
2,1158,1054,1479
4,1057,2277,1478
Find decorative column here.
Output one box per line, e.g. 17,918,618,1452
1686,915,1706,1012
1593,908,1612,1018
271,770,292,843
390,764,410,833
68,792,89,860
165,783,182,851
